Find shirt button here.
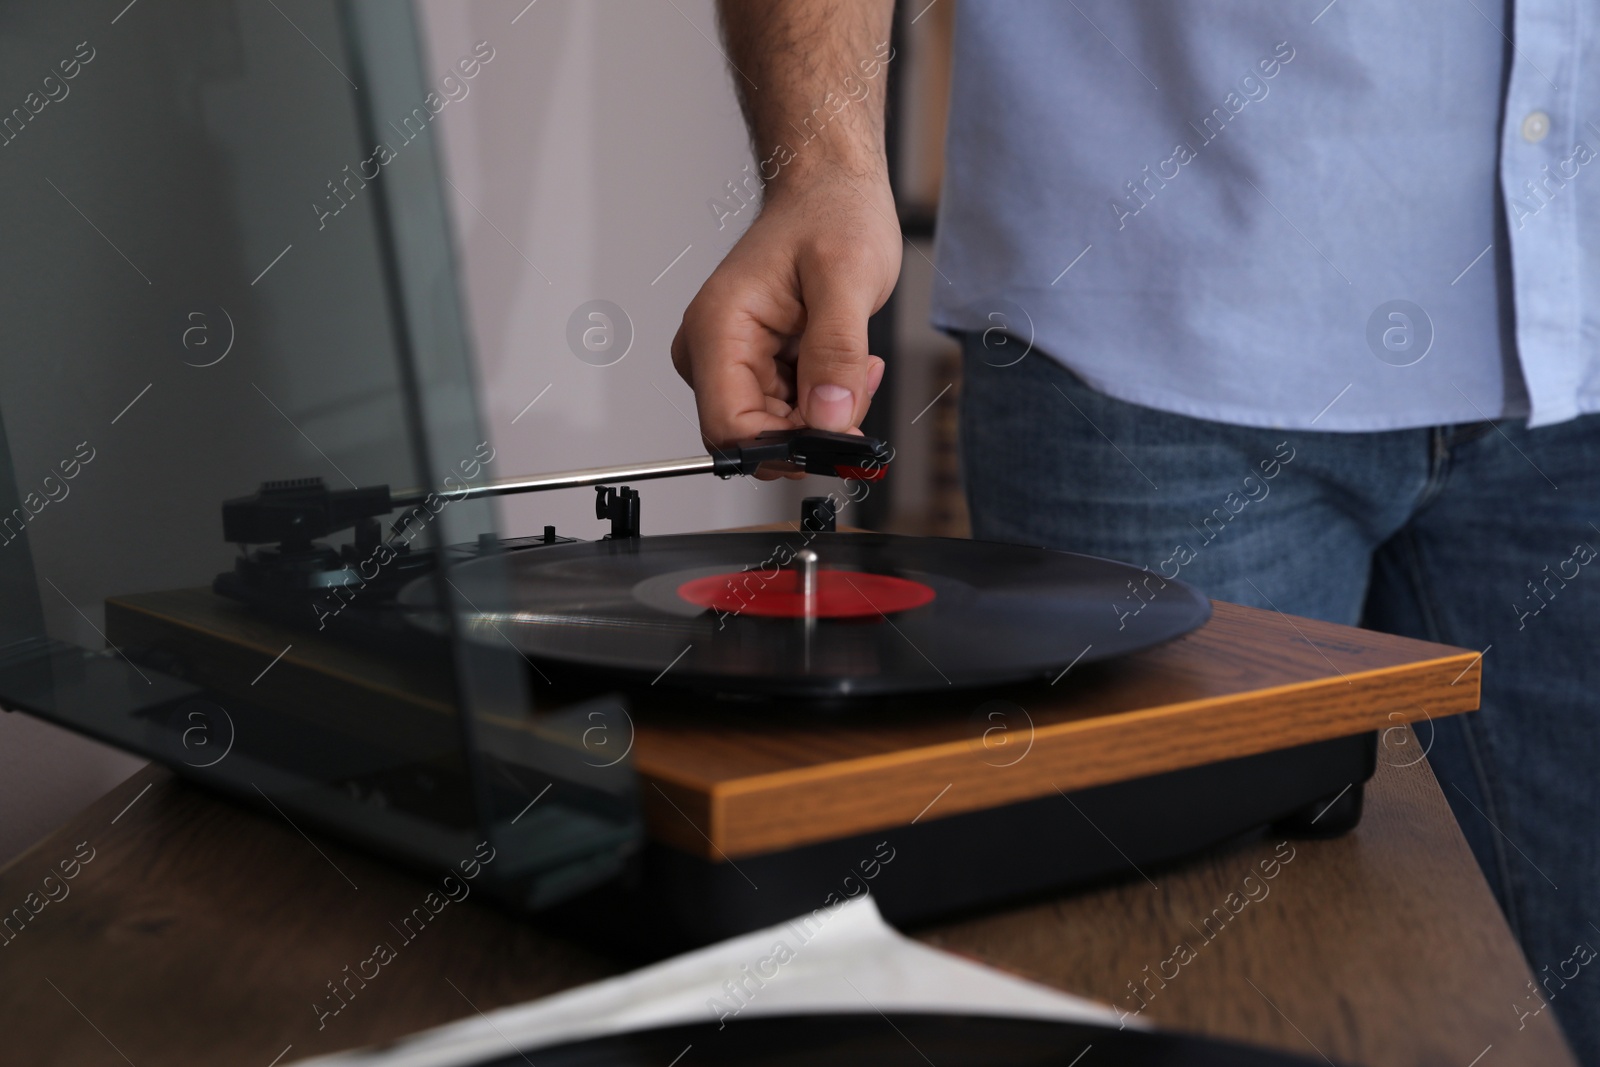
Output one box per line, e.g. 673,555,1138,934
1522,111,1551,142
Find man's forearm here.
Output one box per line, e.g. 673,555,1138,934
715,0,896,189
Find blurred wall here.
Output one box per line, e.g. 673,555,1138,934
416,0,805,540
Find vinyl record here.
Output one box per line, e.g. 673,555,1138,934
467,1012,1336,1066
406,532,1210,698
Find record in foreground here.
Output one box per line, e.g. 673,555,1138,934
469,1013,1337,1066
406,532,1210,698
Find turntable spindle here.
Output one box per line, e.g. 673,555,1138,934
796,549,819,615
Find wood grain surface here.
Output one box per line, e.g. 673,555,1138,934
106,590,1481,859
920,729,1576,1066
0,728,1573,1066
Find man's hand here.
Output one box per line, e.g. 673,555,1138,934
671,168,899,452
671,0,898,468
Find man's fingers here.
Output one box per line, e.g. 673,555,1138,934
795,265,881,433
865,356,885,401
693,350,796,447
678,282,800,447
674,188,899,453
670,323,695,390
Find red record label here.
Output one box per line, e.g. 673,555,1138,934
677,569,935,619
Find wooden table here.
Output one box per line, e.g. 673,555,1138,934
0,730,1574,1067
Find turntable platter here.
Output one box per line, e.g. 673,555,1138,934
402,532,1210,698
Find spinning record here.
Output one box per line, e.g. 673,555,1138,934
405,532,1210,698
466,1012,1334,1066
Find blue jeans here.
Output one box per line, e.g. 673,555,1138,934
960,334,1600,1062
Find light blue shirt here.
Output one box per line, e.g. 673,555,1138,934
932,1,1599,431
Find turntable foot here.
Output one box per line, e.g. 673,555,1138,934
1271,782,1365,839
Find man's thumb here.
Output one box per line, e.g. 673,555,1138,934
797,288,876,432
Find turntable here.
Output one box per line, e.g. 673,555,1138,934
100,426,1482,951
